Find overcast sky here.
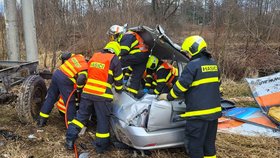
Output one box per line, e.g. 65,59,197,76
0,0,3,6
0,0,3,13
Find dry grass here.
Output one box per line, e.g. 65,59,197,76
0,104,279,158
221,79,252,98
1,80,279,158
0,67,279,158
217,133,280,158
221,79,258,107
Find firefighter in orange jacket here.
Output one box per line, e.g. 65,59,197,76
65,41,123,153
159,36,221,158
108,25,150,99
56,96,66,114
56,95,79,115
37,52,88,127
144,55,178,94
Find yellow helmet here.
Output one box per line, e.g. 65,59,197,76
146,55,159,70
181,35,207,56
104,41,121,56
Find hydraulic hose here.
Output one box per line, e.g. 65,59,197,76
65,89,78,158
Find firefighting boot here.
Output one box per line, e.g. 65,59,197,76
92,140,110,154
37,117,47,127
65,124,80,150
65,138,75,150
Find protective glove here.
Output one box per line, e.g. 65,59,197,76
158,93,168,101
143,88,149,93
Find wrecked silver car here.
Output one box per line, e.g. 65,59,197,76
110,25,233,150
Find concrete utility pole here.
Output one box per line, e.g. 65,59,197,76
22,0,38,61
4,0,20,61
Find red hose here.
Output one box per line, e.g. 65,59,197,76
65,89,79,158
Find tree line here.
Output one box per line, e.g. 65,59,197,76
0,0,280,80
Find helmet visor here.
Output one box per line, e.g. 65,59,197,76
150,63,156,70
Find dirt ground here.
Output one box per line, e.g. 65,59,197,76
0,100,279,158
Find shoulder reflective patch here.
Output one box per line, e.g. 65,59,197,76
201,65,218,72
90,62,105,69
71,58,81,67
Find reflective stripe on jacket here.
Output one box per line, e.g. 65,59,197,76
118,31,148,56
167,55,222,120
59,54,88,78
146,62,178,94
83,52,123,101
156,62,178,85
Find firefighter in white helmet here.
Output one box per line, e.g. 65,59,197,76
108,24,150,99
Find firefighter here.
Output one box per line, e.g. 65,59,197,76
108,24,150,99
144,55,178,95
56,96,66,114
123,66,133,84
37,52,88,127
158,36,221,158
65,41,123,154
56,95,79,115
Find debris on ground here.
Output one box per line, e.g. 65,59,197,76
0,129,21,141
79,152,89,158
0,141,4,146
36,129,44,133
0,93,17,104
28,134,37,140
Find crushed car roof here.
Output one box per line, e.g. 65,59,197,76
129,25,189,63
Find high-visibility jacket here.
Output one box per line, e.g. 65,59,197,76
118,31,149,56
56,96,66,113
59,54,88,78
145,62,178,94
123,66,133,80
167,54,222,120
144,69,157,88
82,51,123,101
56,94,79,114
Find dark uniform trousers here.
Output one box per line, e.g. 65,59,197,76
121,52,149,92
40,70,76,121
67,97,112,149
185,119,218,158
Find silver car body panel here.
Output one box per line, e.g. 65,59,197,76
112,92,186,150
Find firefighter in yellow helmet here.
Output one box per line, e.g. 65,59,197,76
143,55,178,95
159,35,221,158
66,41,123,154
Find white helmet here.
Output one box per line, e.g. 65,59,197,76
107,24,126,35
